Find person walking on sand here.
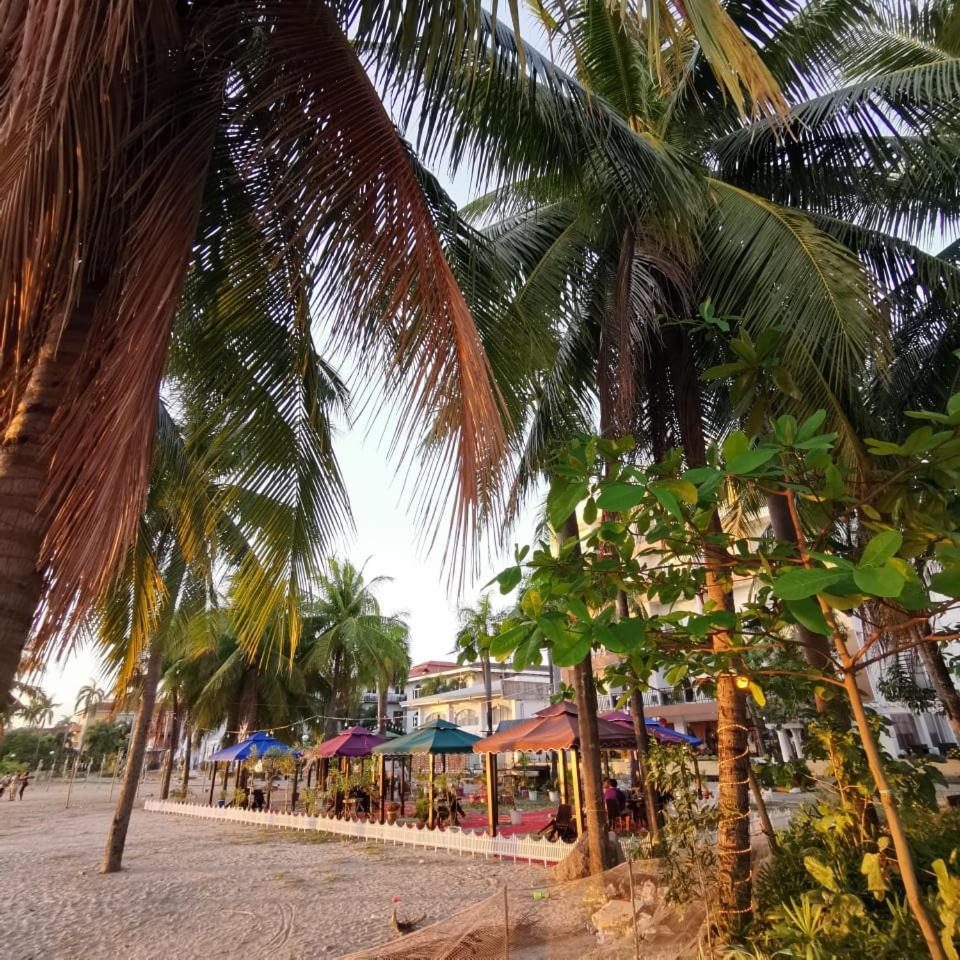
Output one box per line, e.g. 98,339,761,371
17,771,29,800
0,773,11,800
7,772,17,800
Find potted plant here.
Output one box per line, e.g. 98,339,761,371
547,780,559,803
385,800,402,824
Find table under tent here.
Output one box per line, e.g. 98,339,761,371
473,702,640,837
310,725,387,817
206,730,300,808
371,719,480,828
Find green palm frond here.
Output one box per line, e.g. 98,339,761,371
700,181,884,441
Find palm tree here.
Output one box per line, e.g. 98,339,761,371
448,0,960,909
455,596,504,737
0,0,808,702
299,561,410,739
74,683,106,756
375,622,412,736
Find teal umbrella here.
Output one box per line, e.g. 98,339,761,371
372,719,479,756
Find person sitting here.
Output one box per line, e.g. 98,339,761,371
539,803,577,842
603,778,625,829
251,787,265,812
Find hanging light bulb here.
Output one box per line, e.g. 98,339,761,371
735,675,750,690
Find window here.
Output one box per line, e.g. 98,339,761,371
492,705,512,724
412,714,420,728
425,711,444,723
455,708,479,726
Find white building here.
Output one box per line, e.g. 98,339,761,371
402,660,556,737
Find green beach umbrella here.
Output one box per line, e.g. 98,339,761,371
371,719,480,756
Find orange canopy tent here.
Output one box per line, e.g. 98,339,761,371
473,701,637,753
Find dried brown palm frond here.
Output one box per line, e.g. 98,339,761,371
0,0,512,686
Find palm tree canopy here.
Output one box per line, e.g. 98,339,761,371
446,0,960,507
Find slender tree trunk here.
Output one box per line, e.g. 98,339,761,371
779,491,945,958
915,627,960,744
0,294,96,698
629,687,661,845
179,720,193,797
101,638,163,873
562,513,610,875
768,492,849,723
377,682,389,735
482,654,494,737
668,330,752,923
159,690,181,801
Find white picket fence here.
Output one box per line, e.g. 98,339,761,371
143,799,575,864
143,799,795,866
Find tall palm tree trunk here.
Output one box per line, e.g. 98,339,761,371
767,492,850,723
377,682,389,735
180,720,193,796
915,630,960,744
159,690,181,800
101,638,163,873
481,654,494,737
0,295,95,698
668,330,751,923
562,514,610,874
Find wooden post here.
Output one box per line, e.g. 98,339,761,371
290,760,300,812
427,753,436,829
64,755,79,809
556,750,567,805
569,749,584,835
485,751,499,837
399,758,406,816
503,884,510,960
377,754,386,823
208,761,217,805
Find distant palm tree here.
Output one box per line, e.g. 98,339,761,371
454,596,504,737
74,682,106,754
300,561,410,739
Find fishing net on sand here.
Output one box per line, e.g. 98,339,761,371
340,861,707,960
343,891,537,960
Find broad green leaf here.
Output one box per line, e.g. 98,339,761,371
723,431,749,461
547,479,588,531
852,563,905,598
536,614,567,646
497,566,522,594
602,617,647,653
649,483,683,519
564,597,591,621
931,566,960,599
726,447,777,475
551,630,592,667
490,622,532,659
772,568,846,600
860,531,903,568
582,497,598,526
596,482,646,512
786,597,831,635
658,478,698,504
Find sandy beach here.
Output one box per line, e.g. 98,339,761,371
0,777,547,960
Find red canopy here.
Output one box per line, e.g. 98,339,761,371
314,726,386,758
474,702,637,753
